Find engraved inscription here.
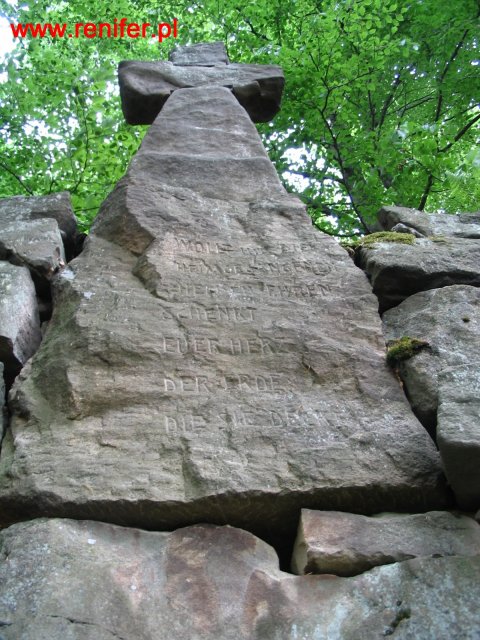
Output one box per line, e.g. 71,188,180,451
159,335,278,356
165,280,332,300
176,305,255,322
171,237,314,256
162,408,334,434
173,257,331,277
162,374,288,393
164,414,207,435
174,238,234,254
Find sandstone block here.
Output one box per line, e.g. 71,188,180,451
383,285,480,431
119,43,284,124
0,192,78,261
0,262,41,386
0,518,479,639
291,509,480,576
378,205,480,239
437,364,480,510
356,237,480,312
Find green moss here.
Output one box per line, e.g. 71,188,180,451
429,235,448,243
386,336,430,364
353,232,416,249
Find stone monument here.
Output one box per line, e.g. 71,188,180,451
0,43,449,548
1,42,480,640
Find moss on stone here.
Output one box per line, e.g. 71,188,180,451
386,336,430,364
353,232,416,249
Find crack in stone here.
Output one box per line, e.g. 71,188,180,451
48,615,129,640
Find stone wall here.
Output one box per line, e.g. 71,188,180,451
356,207,480,510
0,43,478,639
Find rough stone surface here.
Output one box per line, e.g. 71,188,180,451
119,44,284,124
0,518,479,640
437,364,480,511
0,362,5,442
169,41,229,66
291,509,480,576
382,285,480,431
0,262,41,386
378,205,480,239
356,237,480,312
383,286,480,509
0,192,78,260
0,85,450,540
0,217,66,288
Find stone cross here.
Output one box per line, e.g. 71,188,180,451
118,41,285,124
0,43,447,546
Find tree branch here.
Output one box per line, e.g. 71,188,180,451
69,91,90,194
418,173,434,210
434,27,470,123
377,73,402,132
315,107,371,233
438,112,480,153
0,161,34,195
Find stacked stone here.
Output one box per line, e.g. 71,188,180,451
0,44,479,639
0,192,78,421
356,206,480,511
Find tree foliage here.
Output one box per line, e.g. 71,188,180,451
0,0,479,235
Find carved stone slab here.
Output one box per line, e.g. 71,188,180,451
0,86,449,543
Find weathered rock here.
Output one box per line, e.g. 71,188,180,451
0,362,5,442
383,285,480,432
169,41,229,66
378,205,480,239
0,518,479,640
356,237,480,311
390,222,425,237
0,192,78,261
437,364,480,511
291,509,480,576
0,217,65,291
0,262,41,386
0,84,450,539
119,43,284,124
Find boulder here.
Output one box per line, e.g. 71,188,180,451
356,237,480,312
0,262,41,387
378,205,480,239
0,518,479,640
0,217,65,292
382,285,480,431
0,362,5,442
437,364,480,511
291,509,480,576
118,43,284,124
169,41,230,66
383,286,480,508
0,192,78,261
